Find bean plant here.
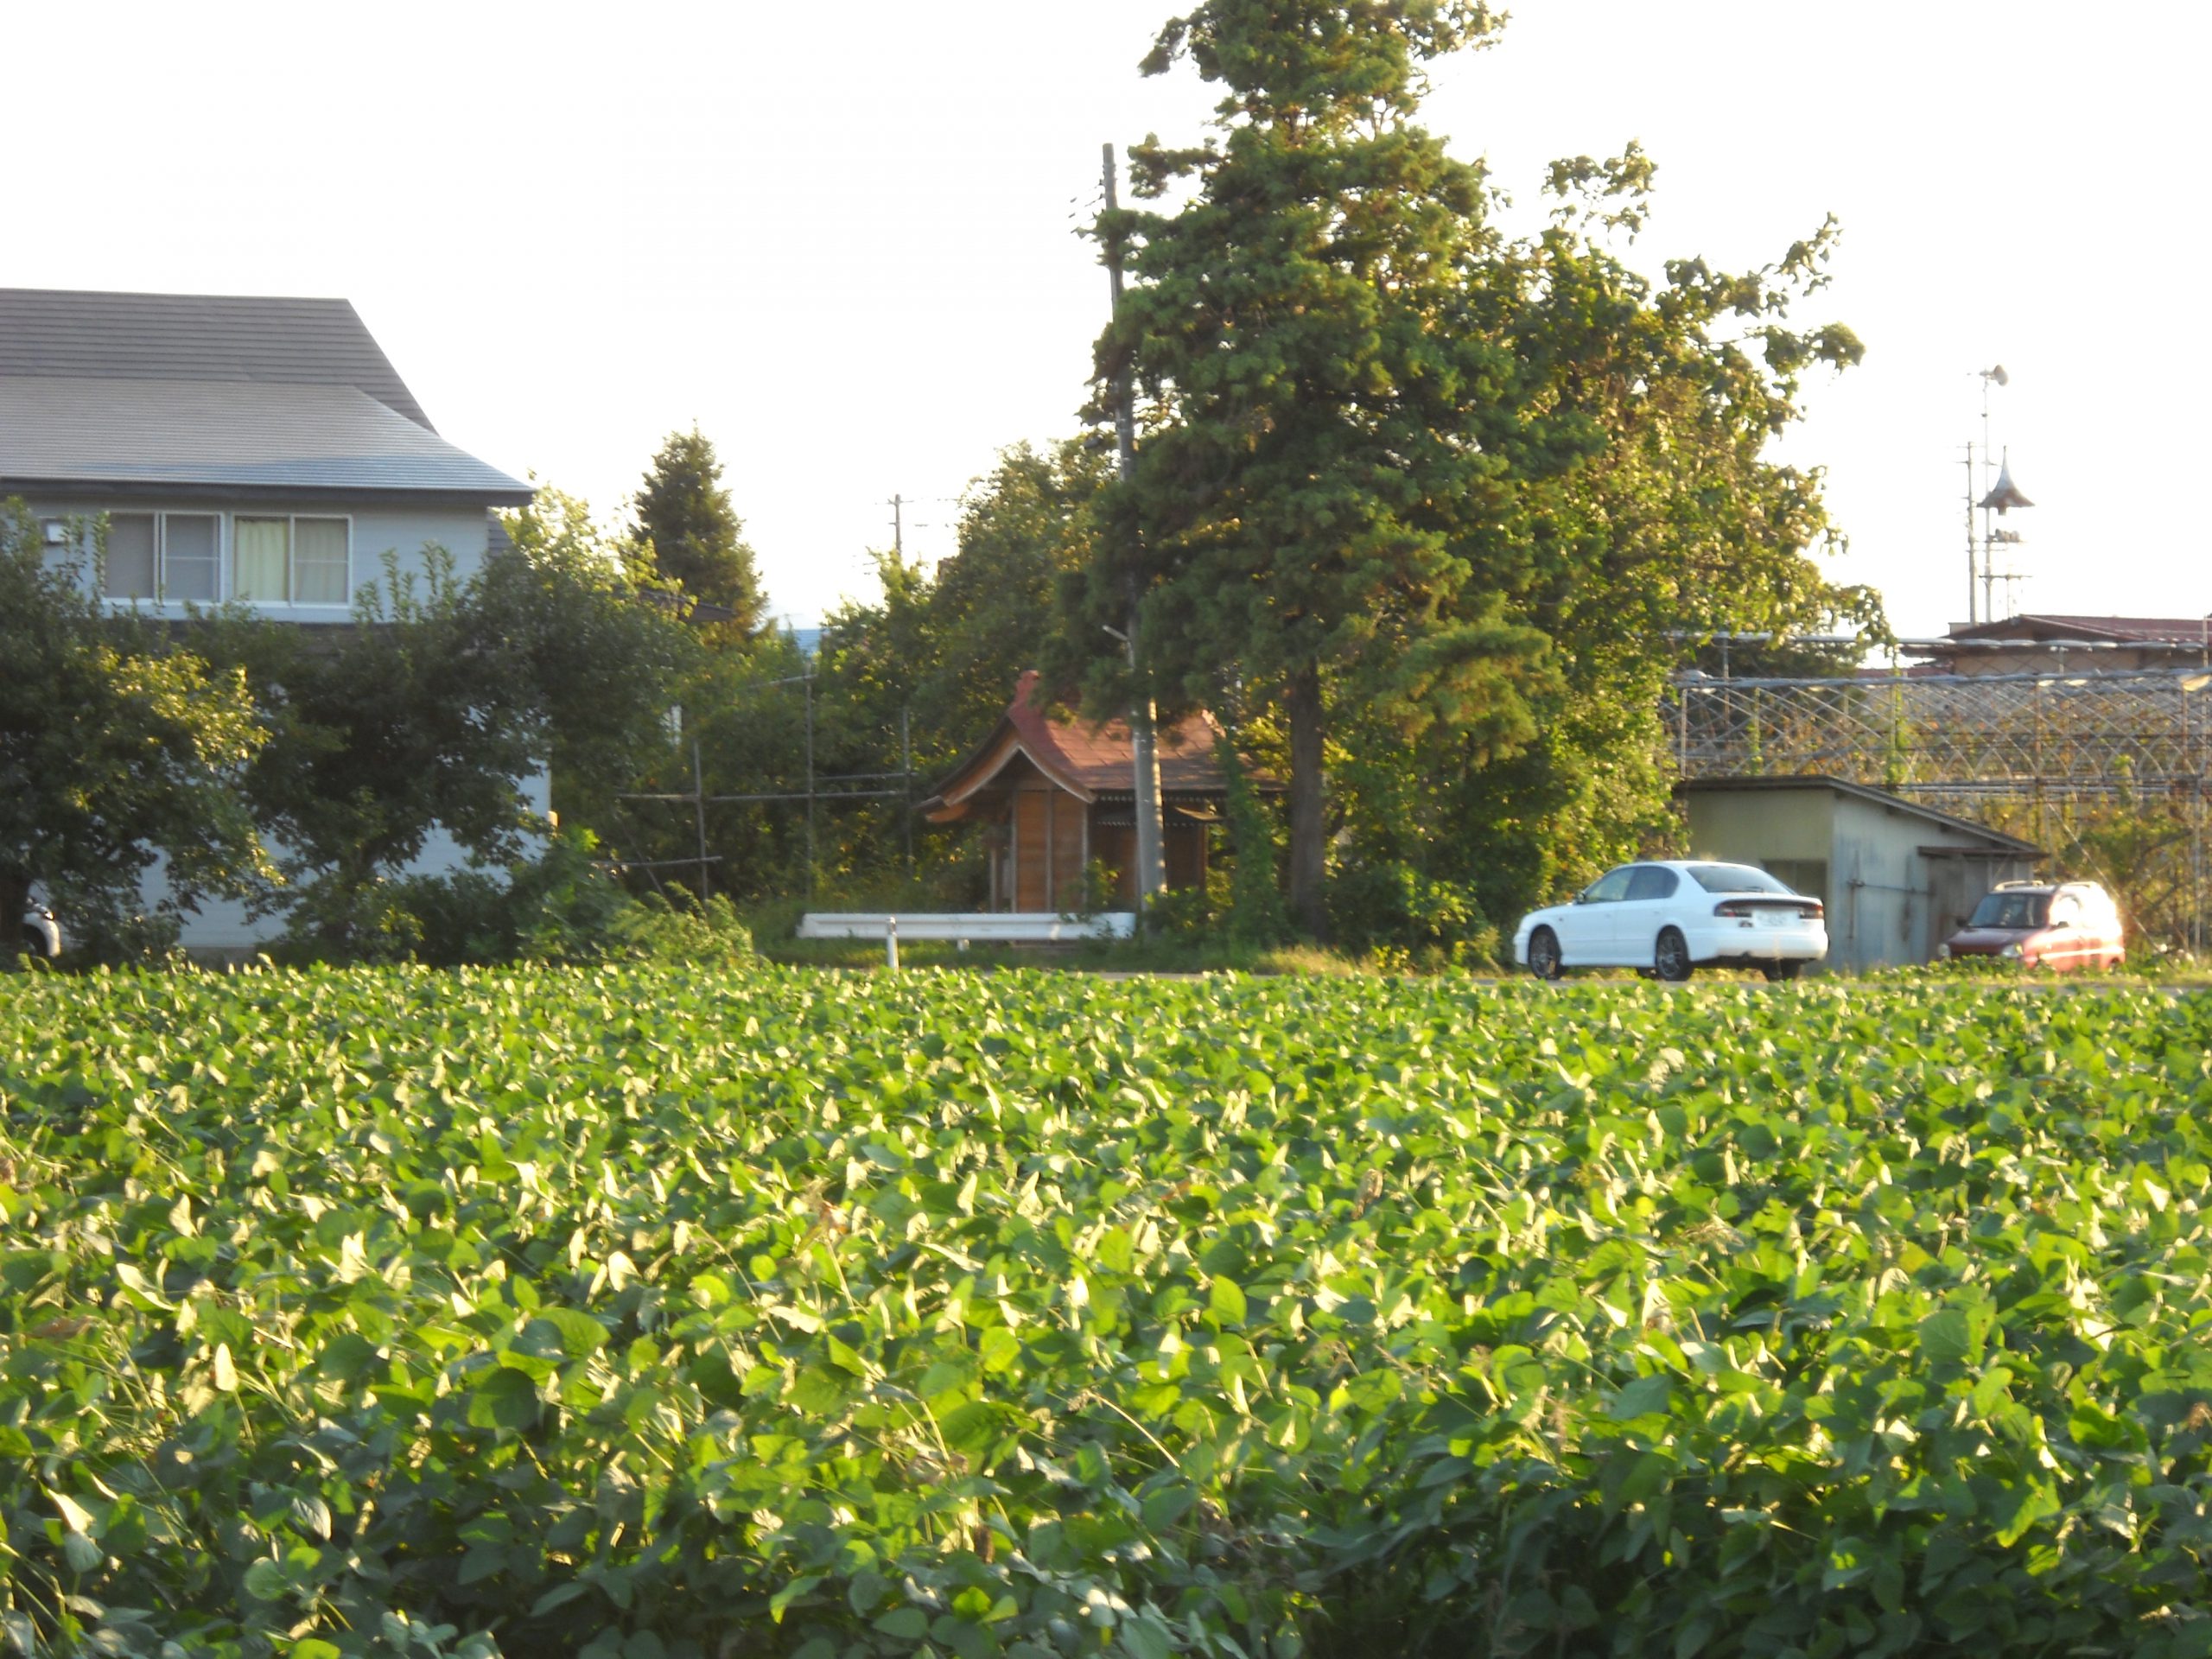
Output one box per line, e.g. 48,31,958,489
3,965,2210,1657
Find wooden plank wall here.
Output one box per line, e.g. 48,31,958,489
1052,793,1086,909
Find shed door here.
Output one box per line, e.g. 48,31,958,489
1014,791,1049,911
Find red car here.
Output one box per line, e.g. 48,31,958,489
1938,880,2124,972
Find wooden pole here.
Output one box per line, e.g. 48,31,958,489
691,740,710,902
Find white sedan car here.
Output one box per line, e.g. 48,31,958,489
1513,861,1827,982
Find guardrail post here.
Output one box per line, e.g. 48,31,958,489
886,914,899,971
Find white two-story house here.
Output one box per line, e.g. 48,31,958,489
0,285,537,950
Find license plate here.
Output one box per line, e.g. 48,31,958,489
1755,910,1795,929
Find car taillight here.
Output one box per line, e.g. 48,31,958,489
1715,902,1751,918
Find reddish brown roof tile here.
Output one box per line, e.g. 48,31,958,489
924,671,1268,818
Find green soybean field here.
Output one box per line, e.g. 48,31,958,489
4,965,2212,1659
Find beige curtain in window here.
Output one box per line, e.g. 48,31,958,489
293,518,349,605
234,518,289,601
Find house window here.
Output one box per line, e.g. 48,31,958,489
101,512,219,601
235,515,350,604
104,514,155,598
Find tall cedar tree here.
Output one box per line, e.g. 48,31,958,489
633,429,766,634
1084,0,1554,937
1081,3,1878,940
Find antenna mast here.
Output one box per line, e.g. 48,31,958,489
1972,367,2033,622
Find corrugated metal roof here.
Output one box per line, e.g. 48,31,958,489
0,376,532,499
0,286,435,429
1674,775,2043,853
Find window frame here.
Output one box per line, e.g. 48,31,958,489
1581,867,1636,905
230,512,354,607
99,509,224,604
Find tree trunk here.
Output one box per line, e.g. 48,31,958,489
0,870,30,972
1286,664,1328,940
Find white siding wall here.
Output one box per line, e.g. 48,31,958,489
350,505,493,602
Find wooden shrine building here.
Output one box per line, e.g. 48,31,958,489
918,671,1271,912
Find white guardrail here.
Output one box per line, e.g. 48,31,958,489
796,912,1136,966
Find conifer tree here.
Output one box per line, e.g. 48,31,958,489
1084,0,1553,937
1079,2,1873,941
633,429,766,635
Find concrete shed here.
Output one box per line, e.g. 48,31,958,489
1675,776,2042,971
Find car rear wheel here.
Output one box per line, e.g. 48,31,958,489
1527,927,1563,982
1654,927,1694,983
1761,960,1803,982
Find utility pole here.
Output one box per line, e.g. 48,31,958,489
691,740,711,903
890,494,904,559
804,677,817,897
900,704,913,877
1102,141,1167,916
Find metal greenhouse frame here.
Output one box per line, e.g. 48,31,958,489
1667,667,2212,948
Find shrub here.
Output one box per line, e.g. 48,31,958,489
272,830,752,968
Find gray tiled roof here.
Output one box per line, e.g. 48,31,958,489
0,287,435,429
0,377,534,499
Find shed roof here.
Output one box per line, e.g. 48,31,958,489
0,286,434,428
1946,614,2211,647
0,376,532,500
922,671,1270,820
1675,774,2042,854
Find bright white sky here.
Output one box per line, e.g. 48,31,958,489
12,2,2207,641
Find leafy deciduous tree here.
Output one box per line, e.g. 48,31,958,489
493,484,698,832
207,512,696,954
782,442,1105,900
0,500,271,961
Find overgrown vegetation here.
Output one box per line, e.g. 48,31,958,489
3,486,699,969
5,967,2212,1656
0,504,274,960
267,830,753,969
